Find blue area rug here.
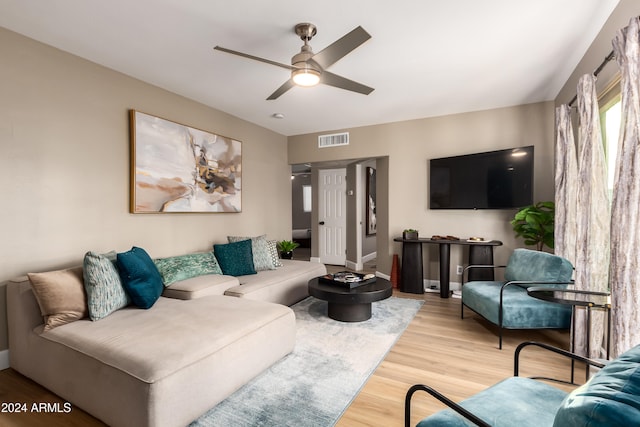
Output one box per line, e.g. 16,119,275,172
191,296,423,427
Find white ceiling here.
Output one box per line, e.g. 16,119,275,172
0,0,620,136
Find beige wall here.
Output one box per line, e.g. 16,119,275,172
289,101,556,279
0,28,290,352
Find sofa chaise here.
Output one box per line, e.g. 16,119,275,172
6,243,327,427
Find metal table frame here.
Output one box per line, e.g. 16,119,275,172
527,286,611,379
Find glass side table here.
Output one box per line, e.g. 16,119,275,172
527,287,611,380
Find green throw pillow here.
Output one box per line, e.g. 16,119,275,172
83,251,131,321
154,252,222,286
228,235,277,271
213,240,257,276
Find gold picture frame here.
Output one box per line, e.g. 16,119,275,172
129,110,242,213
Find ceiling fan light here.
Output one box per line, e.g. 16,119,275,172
292,68,320,87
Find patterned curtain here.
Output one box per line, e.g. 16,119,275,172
554,104,578,265
610,17,640,358
574,74,610,358
554,104,580,354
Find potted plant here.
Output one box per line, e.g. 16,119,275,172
510,201,555,251
277,240,300,259
403,229,419,240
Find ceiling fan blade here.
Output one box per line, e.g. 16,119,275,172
320,71,374,95
311,26,371,69
214,46,296,71
267,79,295,100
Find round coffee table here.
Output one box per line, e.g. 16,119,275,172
308,277,393,322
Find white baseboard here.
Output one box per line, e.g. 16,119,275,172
342,251,376,273
310,257,322,264
0,349,9,370
345,260,362,271
423,279,461,293
362,251,377,263
376,271,390,280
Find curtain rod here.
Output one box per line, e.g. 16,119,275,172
568,50,616,107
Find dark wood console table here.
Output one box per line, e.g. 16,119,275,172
393,238,502,298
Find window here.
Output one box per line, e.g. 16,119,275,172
302,185,312,212
600,96,621,199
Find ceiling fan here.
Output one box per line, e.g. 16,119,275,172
214,23,374,100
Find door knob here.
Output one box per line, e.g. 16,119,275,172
319,221,325,225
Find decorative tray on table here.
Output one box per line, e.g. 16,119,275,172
319,271,377,289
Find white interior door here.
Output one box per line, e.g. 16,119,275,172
318,168,346,265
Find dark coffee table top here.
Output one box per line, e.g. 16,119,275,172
308,276,393,304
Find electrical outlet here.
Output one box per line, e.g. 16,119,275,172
456,265,464,275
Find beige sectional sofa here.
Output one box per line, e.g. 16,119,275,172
163,259,326,305
7,258,326,427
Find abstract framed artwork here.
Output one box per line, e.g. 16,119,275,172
129,110,242,213
366,166,377,235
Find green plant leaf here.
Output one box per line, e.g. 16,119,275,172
511,201,555,251
513,210,528,221
277,240,300,252
525,213,540,226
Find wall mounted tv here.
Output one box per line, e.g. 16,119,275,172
429,146,534,210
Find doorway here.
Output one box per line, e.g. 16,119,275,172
291,158,382,271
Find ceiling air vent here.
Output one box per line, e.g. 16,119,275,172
318,132,349,148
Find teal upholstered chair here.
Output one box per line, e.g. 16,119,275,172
405,341,640,427
461,249,574,349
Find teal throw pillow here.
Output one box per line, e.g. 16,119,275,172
553,344,640,426
116,247,163,309
228,235,277,271
213,239,257,276
83,251,131,320
154,252,223,286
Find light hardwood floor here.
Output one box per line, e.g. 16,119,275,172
1,269,580,427
336,290,578,426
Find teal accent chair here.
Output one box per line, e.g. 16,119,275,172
405,342,640,427
461,249,574,349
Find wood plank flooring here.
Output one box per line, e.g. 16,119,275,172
1,289,579,427
0,367,105,427
336,291,578,427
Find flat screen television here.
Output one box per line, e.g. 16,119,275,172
429,146,534,209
